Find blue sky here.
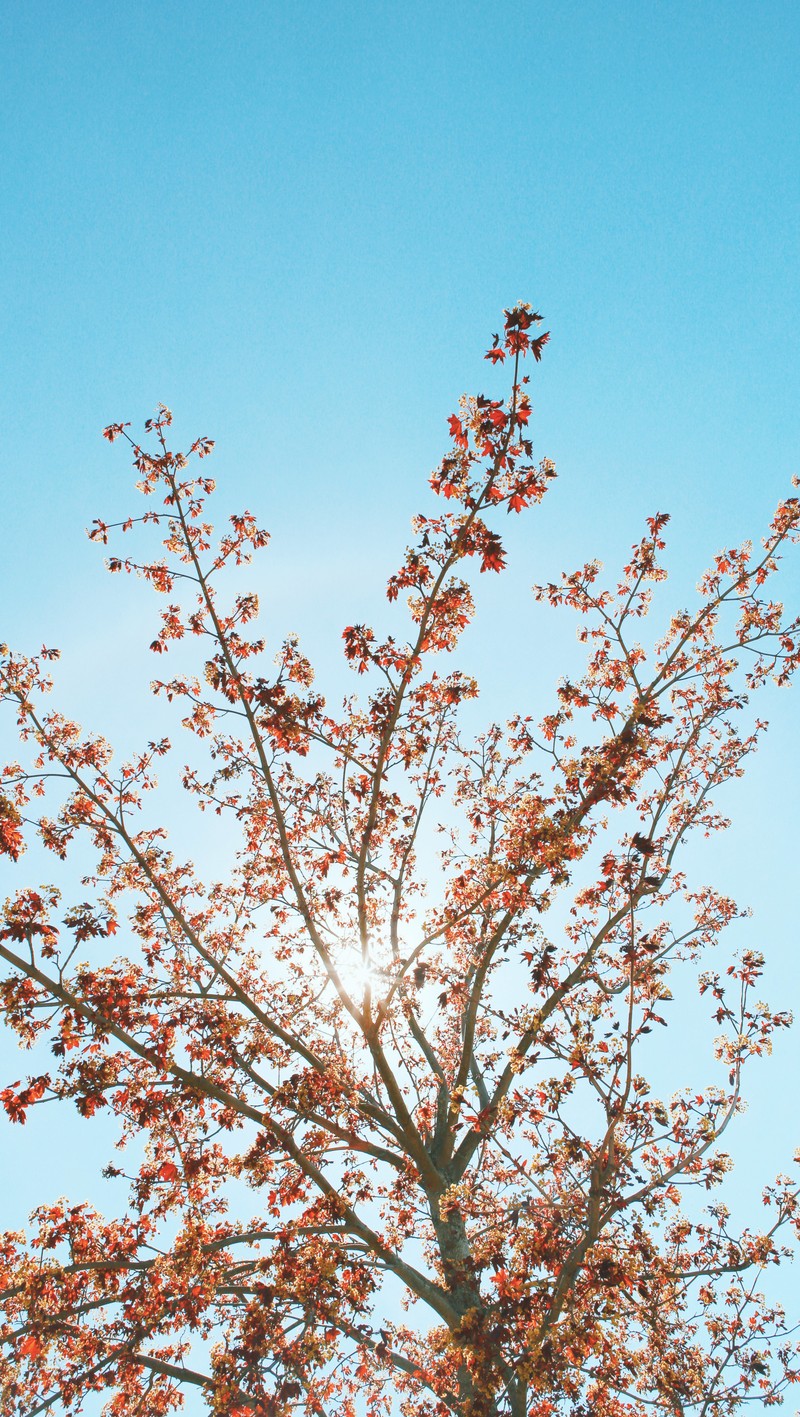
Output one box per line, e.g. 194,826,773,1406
1,0,799,1288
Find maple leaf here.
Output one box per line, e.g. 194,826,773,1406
530,331,550,361
18,1334,44,1360
447,414,468,448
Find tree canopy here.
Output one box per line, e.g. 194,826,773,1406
1,307,799,1417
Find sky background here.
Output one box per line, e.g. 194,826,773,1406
1,0,799,1342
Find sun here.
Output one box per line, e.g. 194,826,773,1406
333,940,391,999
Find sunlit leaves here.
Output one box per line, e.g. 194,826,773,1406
0,316,798,1417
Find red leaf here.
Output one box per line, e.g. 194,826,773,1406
18,1334,44,1359
102,422,130,442
0,818,24,862
447,415,468,449
530,332,550,361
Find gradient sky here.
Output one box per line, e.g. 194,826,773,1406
1,0,799,1338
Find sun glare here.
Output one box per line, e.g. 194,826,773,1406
334,942,393,999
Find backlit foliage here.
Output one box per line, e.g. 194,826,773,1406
1,307,799,1416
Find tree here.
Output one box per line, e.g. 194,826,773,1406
0,306,799,1417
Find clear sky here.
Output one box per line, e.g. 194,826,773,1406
1,0,798,1305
